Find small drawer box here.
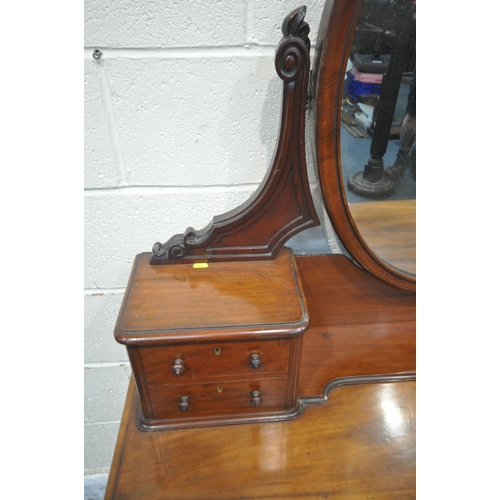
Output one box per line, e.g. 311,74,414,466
115,247,309,430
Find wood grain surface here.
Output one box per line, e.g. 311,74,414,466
114,248,310,429
349,199,416,275
295,254,415,397
115,248,308,345
105,377,415,499
105,254,416,499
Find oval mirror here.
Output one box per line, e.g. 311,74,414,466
313,0,416,291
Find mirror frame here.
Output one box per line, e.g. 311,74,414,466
312,0,416,292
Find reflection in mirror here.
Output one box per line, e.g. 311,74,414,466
339,0,416,275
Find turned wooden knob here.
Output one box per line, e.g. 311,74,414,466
172,358,185,375
250,391,262,406
249,353,262,369
178,396,190,411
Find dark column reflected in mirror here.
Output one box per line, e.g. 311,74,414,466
340,0,415,276
313,0,416,290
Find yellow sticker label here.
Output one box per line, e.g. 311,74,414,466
193,263,209,269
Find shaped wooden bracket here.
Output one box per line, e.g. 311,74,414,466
151,6,319,265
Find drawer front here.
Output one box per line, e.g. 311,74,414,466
139,339,291,385
149,378,290,418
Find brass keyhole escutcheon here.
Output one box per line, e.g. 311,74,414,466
217,386,223,393
214,348,221,356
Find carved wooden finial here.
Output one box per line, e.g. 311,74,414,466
281,6,310,48
151,6,319,265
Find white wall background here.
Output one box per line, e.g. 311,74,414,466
84,0,343,479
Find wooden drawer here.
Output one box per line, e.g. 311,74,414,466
148,377,290,418
139,339,291,385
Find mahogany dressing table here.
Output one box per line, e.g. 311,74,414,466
106,2,416,498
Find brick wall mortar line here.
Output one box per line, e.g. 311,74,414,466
84,288,126,295
84,45,276,60
83,183,266,196
245,0,256,46
84,420,121,426
97,61,129,186
84,362,130,369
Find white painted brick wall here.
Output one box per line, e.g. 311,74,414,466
85,0,247,48
84,293,128,363
84,0,342,478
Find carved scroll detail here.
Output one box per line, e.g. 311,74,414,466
151,6,319,265
276,5,311,82
152,234,186,260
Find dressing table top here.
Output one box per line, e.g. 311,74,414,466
105,254,416,499
106,377,415,499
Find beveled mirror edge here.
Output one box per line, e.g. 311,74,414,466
311,0,416,292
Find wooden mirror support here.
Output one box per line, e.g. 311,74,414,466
312,0,416,292
151,6,319,266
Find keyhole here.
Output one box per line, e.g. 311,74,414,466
214,348,221,356
217,386,223,393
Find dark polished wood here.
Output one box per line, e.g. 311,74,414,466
115,252,415,429
116,249,308,345
107,255,416,497
151,6,319,266
105,376,416,499
295,255,415,397
349,199,416,275
312,0,416,291
115,248,309,430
